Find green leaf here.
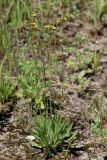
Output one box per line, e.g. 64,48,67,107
78,70,86,80
31,141,42,149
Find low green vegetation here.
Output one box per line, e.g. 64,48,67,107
89,0,107,28
76,52,101,73
91,116,107,148
32,115,77,158
0,75,14,103
0,58,14,104
91,95,107,149
17,56,47,99
0,0,31,28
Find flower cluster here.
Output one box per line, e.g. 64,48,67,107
24,11,68,32
56,17,67,24
31,22,38,29
32,12,40,17
44,25,56,30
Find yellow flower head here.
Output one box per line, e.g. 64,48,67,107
32,12,40,17
51,25,56,30
44,25,50,29
31,22,36,25
56,17,61,23
63,17,67,21
56,17,67,24
24,20,30,30
45,24,56,31
30,21,38,29
33,24,38,29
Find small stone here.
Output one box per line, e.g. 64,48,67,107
26,135,35,141
67,88,75,95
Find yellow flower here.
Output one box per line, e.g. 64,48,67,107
44,25,50,29
34,24,38,28
31,22,36,25
32,12,39,17
30,21,38,29
56,17,67,24
32,13,36,17
45,25,56,31
40,102,45,110
51,25,56,30
56,18,61,23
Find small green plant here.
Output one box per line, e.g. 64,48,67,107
32,115,77,158
90,52,101,72
75,52,101,90
75,33,86,46
91,115,107,148
0,75,14,104
89,0,107,28
91,95,107,148
0,59,14,103
92,95,105,119
75,52,101,93
77,70,90,92
17,56,48,103
76,52,101,74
